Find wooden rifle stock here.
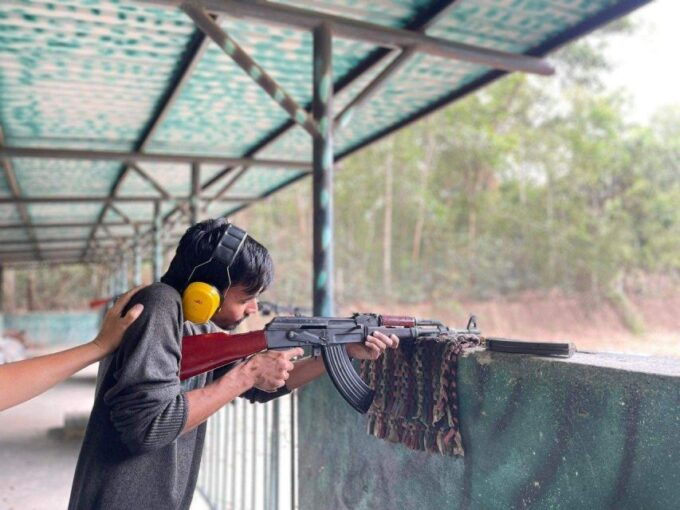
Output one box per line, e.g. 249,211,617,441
180,330,267,380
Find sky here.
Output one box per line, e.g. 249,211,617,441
600,0,680,122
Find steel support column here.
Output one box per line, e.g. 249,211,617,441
133,232,143,285
152,201,164,282
312,24,334,316
190,162,200,225
119,256,129,293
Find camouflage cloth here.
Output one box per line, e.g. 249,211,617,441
360,332,481,456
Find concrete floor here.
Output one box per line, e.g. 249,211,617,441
0,372,94,510
0,364,209,510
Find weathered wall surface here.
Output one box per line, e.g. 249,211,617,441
297,351,680,509
1,311,100,346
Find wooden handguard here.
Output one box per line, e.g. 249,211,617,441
380,315,416,327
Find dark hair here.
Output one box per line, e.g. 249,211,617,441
161,218,273,296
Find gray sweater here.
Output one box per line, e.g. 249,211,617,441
68,283,288,510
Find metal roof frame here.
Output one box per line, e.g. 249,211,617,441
0,0,653,316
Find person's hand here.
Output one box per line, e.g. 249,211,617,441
241,348,304,392
92,286,145,355
346,331,399,361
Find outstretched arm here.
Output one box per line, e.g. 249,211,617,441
0,286,144,412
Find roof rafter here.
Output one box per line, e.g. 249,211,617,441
0,126,42,261
151,0,553,75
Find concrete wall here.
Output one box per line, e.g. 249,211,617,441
297,350,680,510
1,311,101,346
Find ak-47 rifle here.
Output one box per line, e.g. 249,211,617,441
181,314,478,413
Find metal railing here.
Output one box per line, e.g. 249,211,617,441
197,390,298,510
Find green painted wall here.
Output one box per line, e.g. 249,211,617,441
297,351,680,509
1,311,100,346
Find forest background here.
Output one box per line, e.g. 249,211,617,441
6,15,679,357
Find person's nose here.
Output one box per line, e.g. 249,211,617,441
245,298,258,315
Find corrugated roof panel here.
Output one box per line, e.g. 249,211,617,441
0,0,195,149
0,0,649,264
118,162,191,197
95,223,135,236
280,0,429,27
27,202,102,223
145,17,387,158
0,242,37,251
225,167,305,198
36,241,88,250
0,229,30,242
34,226,91,239
112,201,156,221
204,199,248,219
0,204,22,223
13,158,119,196
426,0,614,50
0,171,12,197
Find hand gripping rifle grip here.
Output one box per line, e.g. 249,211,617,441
321,345,375,414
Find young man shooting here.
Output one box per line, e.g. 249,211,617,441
69,218,397,510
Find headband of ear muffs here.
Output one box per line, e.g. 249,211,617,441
182,223,248,324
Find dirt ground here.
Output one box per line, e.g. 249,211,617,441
339,289,680,359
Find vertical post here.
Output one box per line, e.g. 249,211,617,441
108,267,116,298
1,266,15,313
133,229,142,285
312,23,334,316
153,200,163,282
119,255,129,292
268,399,280,510
240,403,247,510
291,392,298,510
190,162,200,225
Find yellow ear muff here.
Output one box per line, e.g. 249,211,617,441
182,282,222,324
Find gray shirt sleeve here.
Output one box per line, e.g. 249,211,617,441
104,285,188,454
186,320,292,404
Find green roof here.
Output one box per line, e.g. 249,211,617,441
0,0,651,263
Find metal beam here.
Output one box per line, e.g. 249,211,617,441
0,258,106,268
206,0,464,220
190,161,200,225
335,46,416,129
152,201,164,282
0,126,41,261
131,163,172,199
0,196,255,204
0,221,150,230
182,0,321,138
0,247,112,256
334,0,460,128
0,147,312,169
1,236,138,245
201,165,251,212
162,0,554,75
133,229,143,285
312,24,334,316
109,202,135,225
128,0,462,240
